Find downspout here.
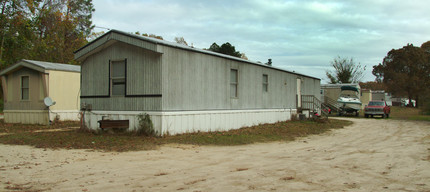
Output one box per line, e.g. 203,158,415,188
41,73,50,124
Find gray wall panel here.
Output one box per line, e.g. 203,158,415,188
80,42,162,111
159,46,316,111
81,97,161,111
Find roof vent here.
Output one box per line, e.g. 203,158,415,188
266,59,272,66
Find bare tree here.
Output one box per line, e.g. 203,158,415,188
326,56,366,84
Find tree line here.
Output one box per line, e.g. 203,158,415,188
373,42,430,108
174,37,248,60
0,0,95,69
1,0,247,71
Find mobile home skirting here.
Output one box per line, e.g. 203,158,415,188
50,110,80,121
82,109,297,135
4,110,80,125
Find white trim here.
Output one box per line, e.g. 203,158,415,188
263,74,269,92
50,110,80,121
85,109,293,116
83,108,297,135
230,69,238,98
20,75,30,101
110,59,126,96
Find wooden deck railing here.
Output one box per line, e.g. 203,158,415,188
301,95,329,118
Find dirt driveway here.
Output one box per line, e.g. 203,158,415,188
1,118,429,192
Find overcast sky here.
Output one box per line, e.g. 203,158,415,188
91,0,430,83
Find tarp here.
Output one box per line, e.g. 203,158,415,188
340,86,359,92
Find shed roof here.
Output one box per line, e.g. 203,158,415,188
74,29,320,80
321,83,360,89
0,59,80,76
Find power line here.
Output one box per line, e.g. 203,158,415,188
94,26,110,30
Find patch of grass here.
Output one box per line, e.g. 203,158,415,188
0,131,159,151
390,106,430,121
162,119,351,146
407,115,430,121
0,119,352,152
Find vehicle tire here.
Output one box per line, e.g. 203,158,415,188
371,115,373,118
365,114,368,118
381,114,385,118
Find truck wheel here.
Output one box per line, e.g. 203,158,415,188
365,114,368,118
381,114,385,118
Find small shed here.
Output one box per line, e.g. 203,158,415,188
0,60,80,124
372,90,392,106
75,30,321,135
361,89,372,109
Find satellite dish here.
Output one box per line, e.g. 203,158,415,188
44,97,56,107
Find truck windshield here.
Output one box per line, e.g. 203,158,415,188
369,101,384,106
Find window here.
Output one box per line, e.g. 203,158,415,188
21,76,29,100
111,60,126,96
230,69,238,98
263,74,268,92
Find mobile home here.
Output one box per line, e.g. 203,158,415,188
0,60,80,124
75,30,320,135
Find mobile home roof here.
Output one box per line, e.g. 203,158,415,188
75,29,319,80
0,59,80,76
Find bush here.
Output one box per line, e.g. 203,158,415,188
422,101,430,115
421,94,430,115
136,113,157,136
290,113,298,121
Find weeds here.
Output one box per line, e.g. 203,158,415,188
290,113,298,121
135,113,157,136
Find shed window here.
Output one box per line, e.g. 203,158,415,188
21,76,29,100
263,74,268,92
230,69,238,98
111,60,126,96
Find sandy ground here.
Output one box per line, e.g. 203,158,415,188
0,118,429,192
